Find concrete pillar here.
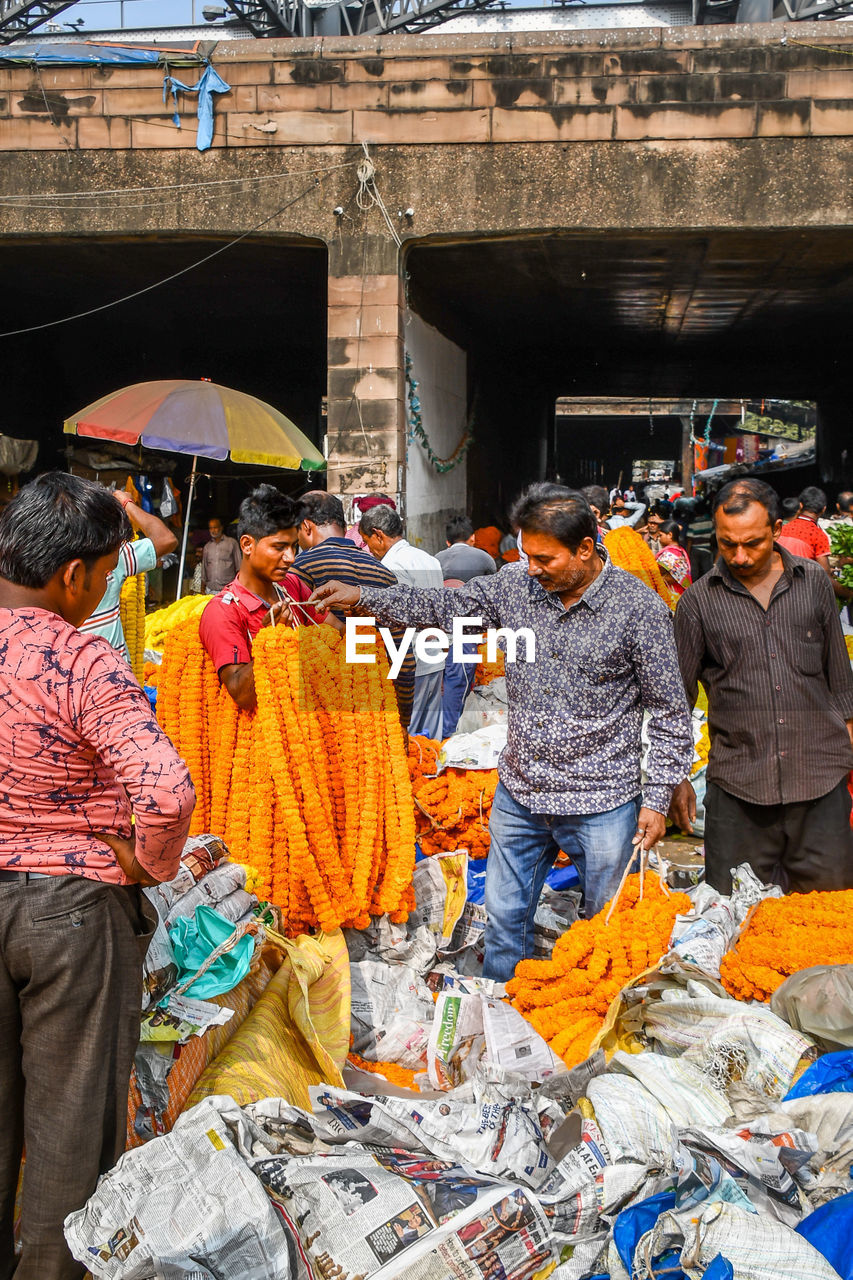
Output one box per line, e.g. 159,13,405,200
325,236,406,505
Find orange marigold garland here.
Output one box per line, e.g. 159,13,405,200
604,525,675,609
158,616,417,936
507,873,690,1068
720,889,853,1003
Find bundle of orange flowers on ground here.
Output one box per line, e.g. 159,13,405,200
604,526,675,608
158,618,416,934
474,643,505,686
507,872,690,1068
347,1052,420,1091
720,889,853,1003
407,737,497,859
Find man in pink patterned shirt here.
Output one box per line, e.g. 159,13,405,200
0,472,195,1280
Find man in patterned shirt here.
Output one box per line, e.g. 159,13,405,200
0,473,195,1280
309,485,693,982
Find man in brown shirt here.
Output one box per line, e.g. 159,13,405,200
202,516,241,594
670,478,853,894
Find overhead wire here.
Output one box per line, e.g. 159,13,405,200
0,159,355,205
0,173,332,339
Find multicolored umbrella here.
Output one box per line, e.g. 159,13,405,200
64,379,325,599
63,379,325,472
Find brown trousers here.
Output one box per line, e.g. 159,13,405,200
0,874,154,1280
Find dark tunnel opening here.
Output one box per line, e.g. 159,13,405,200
405,229,853,518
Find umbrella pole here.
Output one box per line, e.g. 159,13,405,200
176,454,198,602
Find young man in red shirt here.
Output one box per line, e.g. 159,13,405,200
199,484,328,711
0,472,195,1280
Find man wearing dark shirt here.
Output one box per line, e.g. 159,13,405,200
671,478,853,894
291,490,415,728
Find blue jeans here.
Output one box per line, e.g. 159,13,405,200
483,782,641,982
441,645,477,737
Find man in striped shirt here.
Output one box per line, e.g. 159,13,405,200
80,488,177,662
671,478,853,894
290,490,415,727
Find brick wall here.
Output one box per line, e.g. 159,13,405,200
0,24,852,150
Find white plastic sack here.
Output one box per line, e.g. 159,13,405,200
636,1200,842,1280
642,983,812,1098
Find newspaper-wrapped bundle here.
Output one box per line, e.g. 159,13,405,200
64,1096,289,1280
254,1148,554,1280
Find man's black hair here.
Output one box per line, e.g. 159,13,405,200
300,489,346,533
797,485,827,516
237,484,303,541
445,514,474,544
781,496,800,518
359,505,404,539
0,471,131,589
509,484,597,553
838,491,853,514
713,478,781,526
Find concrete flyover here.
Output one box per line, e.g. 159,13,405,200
0,23,851,532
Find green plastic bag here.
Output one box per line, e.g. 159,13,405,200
168,904,253,998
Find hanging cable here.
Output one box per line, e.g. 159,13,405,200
0,176,329,339
355,141,402,249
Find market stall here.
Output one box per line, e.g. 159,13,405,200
54,593,853,1280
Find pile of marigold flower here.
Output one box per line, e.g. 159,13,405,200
408,737,496,859
474,643,505,686
119,573,146,685
347,1052,420,1091
158,618,415,935
720,890,853,1003
144,594,212,651
507,873,690,1067
604,526,675,609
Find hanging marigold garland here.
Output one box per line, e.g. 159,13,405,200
119,572,146,685
604,526,675,609
720,890,853,1003
157,617,416,935
507,873,690,1068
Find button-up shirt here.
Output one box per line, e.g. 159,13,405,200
673,546,853,805
359,553,693,816
203,535,242,595
0,609,194,882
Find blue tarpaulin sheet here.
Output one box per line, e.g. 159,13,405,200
0,43,188,65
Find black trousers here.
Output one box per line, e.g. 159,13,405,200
704,777,853,895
